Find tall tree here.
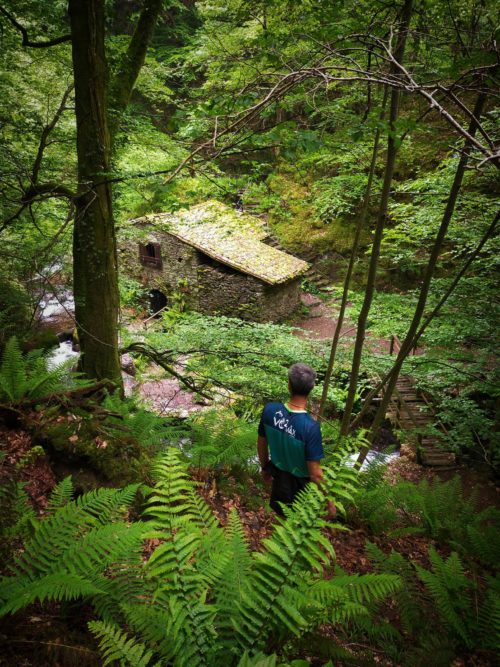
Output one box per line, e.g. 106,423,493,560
0,0,164,386
318,86,388,420
340,0,414,435
69,0,163,386
355,91,488,463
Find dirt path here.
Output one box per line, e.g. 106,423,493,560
293,292,392,354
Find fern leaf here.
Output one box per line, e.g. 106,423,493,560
0,573,103,615
0,337,26,400
46,476,74,514
88,620,159,667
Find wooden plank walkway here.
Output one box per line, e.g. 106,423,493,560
384,336,456,467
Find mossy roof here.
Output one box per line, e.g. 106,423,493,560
131,200,309,285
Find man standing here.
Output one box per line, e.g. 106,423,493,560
257,363,334,516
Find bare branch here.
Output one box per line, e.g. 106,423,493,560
0,5,71,47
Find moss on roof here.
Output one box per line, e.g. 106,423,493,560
131,200,309,285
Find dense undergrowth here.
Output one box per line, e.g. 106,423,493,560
0,340,498,665
1,0,499,663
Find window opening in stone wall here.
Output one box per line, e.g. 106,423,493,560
139,242,162,268
197,251,239,275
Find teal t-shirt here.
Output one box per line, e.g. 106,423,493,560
258,401,323,478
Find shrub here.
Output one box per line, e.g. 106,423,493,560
0,447,403,666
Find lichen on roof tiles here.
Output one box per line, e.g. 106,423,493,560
130,200,309,284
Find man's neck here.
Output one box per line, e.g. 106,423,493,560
286,395,308,411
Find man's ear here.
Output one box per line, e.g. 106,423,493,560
288,379,292,394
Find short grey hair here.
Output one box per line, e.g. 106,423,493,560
288,363,316,396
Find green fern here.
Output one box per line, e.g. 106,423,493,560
0,481,37,551
0,446,405,667
478,576,500,651
88,620,159,667
0,573,105,615
0,484,142,618
415,548,473,648
233,446,361,651
0,336,25,400
0,336,90,402
46,476,74,514
215,509,252,644
101,393,170,448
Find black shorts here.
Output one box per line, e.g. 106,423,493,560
263,461,310,516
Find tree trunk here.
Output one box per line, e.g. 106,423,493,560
347,207,499,432
318,86,388,420
108,0,164,144
340,0,413,435
356,92,488,463
69,0,122,387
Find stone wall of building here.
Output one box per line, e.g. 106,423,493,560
119,231,201,308
197,264,301,323
197,265,264,320
120,229,303,322
261,279,302,322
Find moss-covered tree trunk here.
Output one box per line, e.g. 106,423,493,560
69,0,122,386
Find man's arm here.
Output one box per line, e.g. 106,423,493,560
257,435,272,487
307,460,336,518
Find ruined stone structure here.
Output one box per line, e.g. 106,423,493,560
120,201,308,323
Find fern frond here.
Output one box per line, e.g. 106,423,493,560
310,572,402,607
0,481,37,546
234,482,333,650
236,651,277,667
9,485,138,581
165,596,216,667
478,576,500,651
123,603,173,659
46,476,74,514
416,548,472,647
0,573,103,615
88,620,159,667
0,337,26,400
145,449,197,530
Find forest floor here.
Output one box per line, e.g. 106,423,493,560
3,288,497,665
1,423,498,666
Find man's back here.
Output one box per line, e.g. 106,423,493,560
258,401,323,478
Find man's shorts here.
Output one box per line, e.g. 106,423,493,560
263,461,309,516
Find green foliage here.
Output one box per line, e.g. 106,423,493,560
118,275,148,310
0,446,405,666
88,621,159,667
0,337,88,402
0,481,37,560
356,473,500,568
100,393,169,449
0,482,142,616
185,408,257,471
367,542,500,659
140,314,327,411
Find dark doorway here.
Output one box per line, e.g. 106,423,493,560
149,289,168,315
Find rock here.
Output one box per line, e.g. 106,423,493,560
120,353,136,377
301,292,322,307
400,443,417,461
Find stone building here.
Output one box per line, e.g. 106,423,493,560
120,200,309,322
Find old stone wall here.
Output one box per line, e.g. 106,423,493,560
197,265,264,320
119,229,303,322
119,231,200,308
261,279,302,322
197,264,301,322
